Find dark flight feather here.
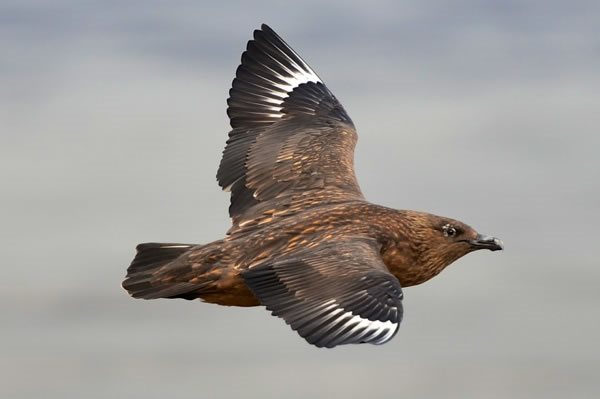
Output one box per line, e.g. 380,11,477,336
218,24,361,229
243,238,403,348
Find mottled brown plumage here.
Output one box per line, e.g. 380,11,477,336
122,24,503,348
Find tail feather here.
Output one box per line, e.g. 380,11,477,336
127,243,193,274
122,243,196,299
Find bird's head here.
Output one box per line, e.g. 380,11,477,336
390,211,503,286
422,213,502,255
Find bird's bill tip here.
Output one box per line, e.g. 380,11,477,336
469,234,503,251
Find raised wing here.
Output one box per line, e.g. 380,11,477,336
218,24,364,230
242,238,404,348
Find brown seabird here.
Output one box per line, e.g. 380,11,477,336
122,24,503,348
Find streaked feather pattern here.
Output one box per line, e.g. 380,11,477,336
218,24,360,228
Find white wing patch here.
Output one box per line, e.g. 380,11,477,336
305,299,399,346
227,24,334,130
329,304,399,345
344,313,398,345
258,44,322,118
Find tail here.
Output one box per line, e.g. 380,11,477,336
122,243,199,300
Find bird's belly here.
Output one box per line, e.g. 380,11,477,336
199,272,260,307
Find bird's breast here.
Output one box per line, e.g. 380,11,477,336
381,242,439,287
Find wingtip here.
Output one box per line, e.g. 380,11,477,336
227,22,325,130
254,24,273,41
255,23,280,44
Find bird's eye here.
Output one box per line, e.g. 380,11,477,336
442,224,457,237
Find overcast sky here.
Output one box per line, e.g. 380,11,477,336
2,1,599,398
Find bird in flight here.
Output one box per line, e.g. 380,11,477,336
122,24,503,348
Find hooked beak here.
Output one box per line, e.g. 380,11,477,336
469,234,503,251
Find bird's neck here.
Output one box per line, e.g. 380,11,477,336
376,210,450,287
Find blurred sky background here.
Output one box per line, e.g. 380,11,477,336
1,1,599,398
